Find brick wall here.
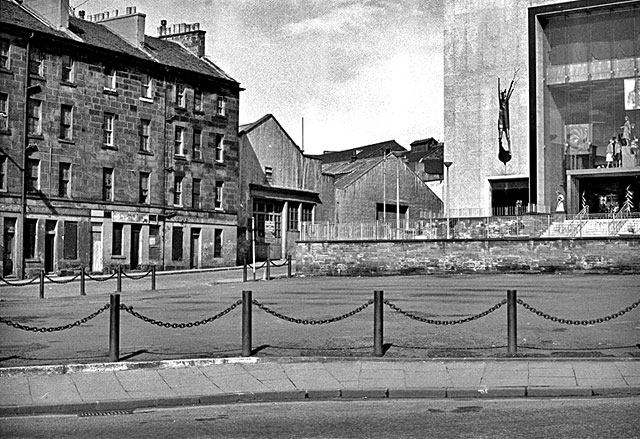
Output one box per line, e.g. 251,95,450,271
296,237,640,275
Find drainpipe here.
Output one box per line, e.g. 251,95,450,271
20,33,35,279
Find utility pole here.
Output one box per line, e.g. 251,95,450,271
444,161,453,239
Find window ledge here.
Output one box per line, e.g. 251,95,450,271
111,255,126,260
138,150,154,156
28,134,44,140
0,67,13,76
139,96,154,103
0,129,11,136
58,138,75,145
193,109,205,115
102,144,118,151
103,88,118,96
174,154,187,161
61,81,77,88
192,157,204,163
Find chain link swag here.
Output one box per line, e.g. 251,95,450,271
517,298,640,325
252,299,374,325
121,269,152,280
0,276,39,287
0,304,111,332
119,300,243,329
384,299,507,325
44,273,80,284
85,272,117,282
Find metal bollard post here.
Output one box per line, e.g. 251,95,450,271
109,293,120,362
507,289,517,356
243,255,248,283
116,265,122,292
266,254,271,280
287,254,292,278
242,290,252,356
374,290,384,357
151,265,156,291
39,269,45,299
80,265,86,296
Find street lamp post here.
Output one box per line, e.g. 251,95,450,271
444,161,453,239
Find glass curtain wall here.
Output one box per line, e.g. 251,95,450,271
542,5,640,211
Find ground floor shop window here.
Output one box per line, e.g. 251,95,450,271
540,3,640,204
63,221,77,259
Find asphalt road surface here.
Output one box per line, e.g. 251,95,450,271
0,273,639,365
1,398,639,438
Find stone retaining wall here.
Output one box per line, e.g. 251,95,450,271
295,237,640,275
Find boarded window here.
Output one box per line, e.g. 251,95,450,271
63,221,77,259
172,227,183,261
149,225,160,260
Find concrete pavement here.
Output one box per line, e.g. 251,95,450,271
1,357,639,416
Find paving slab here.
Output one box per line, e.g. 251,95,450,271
1,357,639,417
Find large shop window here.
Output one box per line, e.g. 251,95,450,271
542,5,640,180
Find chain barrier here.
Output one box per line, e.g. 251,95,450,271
85,272,117,282
270,259,289,267
0,276,39,287
384,299,507,325
0,304,111,332
43,273,81,284
252,299,374,325
517,298,640,325
119,300,243,329
121,269,152,280
249,261,267,270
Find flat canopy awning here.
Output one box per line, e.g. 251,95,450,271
249,184,323,204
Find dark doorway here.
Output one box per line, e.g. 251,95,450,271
490,178,529,215
131,225,141,270
190,229,200,269
44,220,56,273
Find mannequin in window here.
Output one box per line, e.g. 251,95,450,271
606,137,614,168
627,79,640,110
621,115,632,146
615,137,623,167
555,191,565,213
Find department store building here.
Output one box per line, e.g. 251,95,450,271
444,0,640,216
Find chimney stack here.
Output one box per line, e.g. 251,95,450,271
24,0,70,29
158,20,206,58
95,6,146,48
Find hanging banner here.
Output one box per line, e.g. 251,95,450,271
625,78,640,111
564,124,591,155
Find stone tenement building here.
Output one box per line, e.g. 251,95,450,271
0,0,241,277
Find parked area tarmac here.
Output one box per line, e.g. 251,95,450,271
1,271,638,365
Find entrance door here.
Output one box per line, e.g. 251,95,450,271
131,225,141,270
190,229,200,269
91,223,103,273
3,219,16,276
44,220,56,273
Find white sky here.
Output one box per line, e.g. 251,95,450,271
73,0,444,155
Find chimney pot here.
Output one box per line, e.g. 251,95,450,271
161,19,167,26
78,10,85,19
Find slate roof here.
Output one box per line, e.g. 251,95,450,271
312,140,406,164
0,0,237,84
